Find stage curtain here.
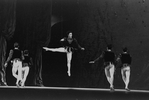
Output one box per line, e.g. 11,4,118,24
0,0,16,85
15,0,52,86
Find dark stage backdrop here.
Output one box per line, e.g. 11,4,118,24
0,0,16,85
43,0,149,90
1,0,149,90
14,0,52,86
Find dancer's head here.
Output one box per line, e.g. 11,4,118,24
107,44,112,50
67,31,73,39
14,42,19,48
24,50,29,56
123,47,128,53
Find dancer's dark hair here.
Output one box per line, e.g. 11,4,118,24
14,42,19,48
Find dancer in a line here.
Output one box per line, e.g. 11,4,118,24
116,47,131,91
90,45,115,91
21,50,32,87
4,42,23,87
43,31,85,77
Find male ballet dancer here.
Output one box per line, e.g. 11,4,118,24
5,42,23,87
43,31,85,77
116,47,131,91
21,50,32,87
90,45,115,91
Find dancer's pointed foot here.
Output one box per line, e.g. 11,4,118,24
21,81,25,87
16,80,22,88
67,71,71,77
110,86,115,91
16,83,20,88
43,47,48,51
1,82,8,86
125,88,130,91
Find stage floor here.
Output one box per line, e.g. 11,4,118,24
0,86,149,100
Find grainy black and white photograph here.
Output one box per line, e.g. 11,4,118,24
0,0,149,100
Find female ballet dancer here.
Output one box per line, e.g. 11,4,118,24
4,42,23,87
116,47,132,91
21,50,32,87
43,31,85,77
90,45,116,91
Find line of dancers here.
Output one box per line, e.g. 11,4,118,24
4,31,131,91
89,45,131,91
4,42,32,87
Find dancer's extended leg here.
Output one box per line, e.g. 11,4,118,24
21,66,29,86
105,66,110,84
43,47,67,53
12,60,18,79
66,52,72,77
15,60,22,86
121,65,130,90
105,63,115,90
109,64,115,89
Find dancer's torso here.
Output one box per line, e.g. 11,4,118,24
120,53,131,65
104,51,115,64
12,49,22,61
62,37,78,52
23,56,31,67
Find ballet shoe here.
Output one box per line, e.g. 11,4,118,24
16,83,20,88
21,83,25,87
1,82,8,86
67,71,71,77
110,86,115,91
43,47,48,51
125,88,130,91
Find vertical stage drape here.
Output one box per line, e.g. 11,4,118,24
0,0,16,85
15,0,52,86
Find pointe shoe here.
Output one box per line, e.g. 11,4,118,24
110,86,115,91
1,82,8,86
67,71,71,77
16,83,20,88
21,82,25,87
125,88,130,91
43,47,48,51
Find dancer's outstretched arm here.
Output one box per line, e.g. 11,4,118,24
89,52,104,63
89,57,99,63
74,38,85,50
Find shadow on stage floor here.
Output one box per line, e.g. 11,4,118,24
0,86,149,100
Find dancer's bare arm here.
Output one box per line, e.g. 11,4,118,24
5,50,13,67
74,38,85,50
116,54,121,62
89,52,103,63
21,51,24,60
89,57,99,63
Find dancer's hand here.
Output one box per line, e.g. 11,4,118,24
4,63,7,68
89,61,95,63
81,48,85,50
60,38,65,41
